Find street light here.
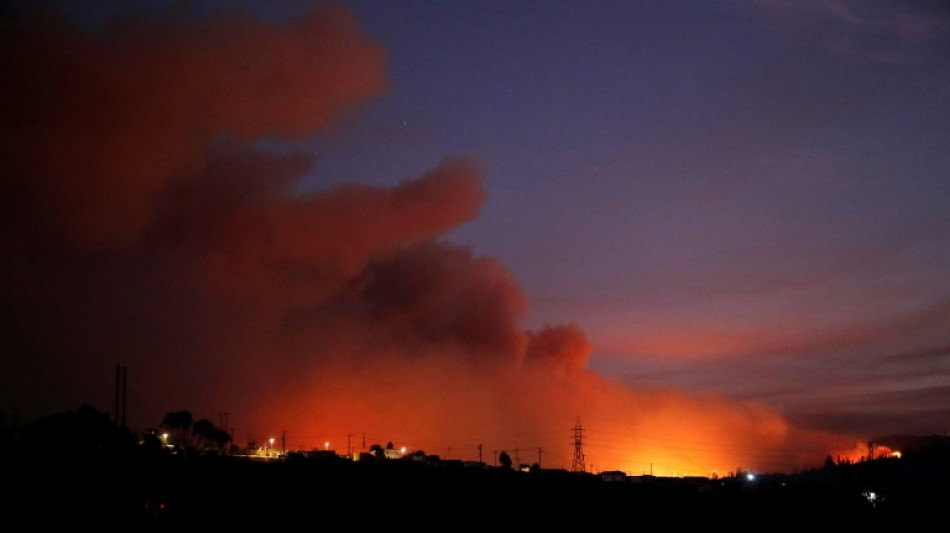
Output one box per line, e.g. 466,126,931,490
325,441,330,450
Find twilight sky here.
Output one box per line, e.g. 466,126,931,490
2,1,948,475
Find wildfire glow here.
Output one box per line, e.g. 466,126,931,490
0,3,878,478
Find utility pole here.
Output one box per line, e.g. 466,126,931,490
571,417,585,473
347,434,352,456
121,364,127,429
113,363,127,428
478,443,483,463
114,364,120,427
281,430,286,454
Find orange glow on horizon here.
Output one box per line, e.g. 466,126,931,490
244,354,864,476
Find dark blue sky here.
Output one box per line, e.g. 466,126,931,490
316,0,950,434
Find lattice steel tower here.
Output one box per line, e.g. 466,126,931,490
571,417,585,472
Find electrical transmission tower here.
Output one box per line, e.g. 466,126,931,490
571,417,585,472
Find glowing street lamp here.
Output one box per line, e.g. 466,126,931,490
325,441,330,450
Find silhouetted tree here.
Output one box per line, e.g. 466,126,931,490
498,450,512,469
209,428,232,450
386,441,394,449
193,418,213,440
193,418,232,453
370,443,384,457
161,410,193,449
823,455,836,470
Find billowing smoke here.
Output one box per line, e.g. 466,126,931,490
0,6,861,475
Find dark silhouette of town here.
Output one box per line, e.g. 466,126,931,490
2,404,948,528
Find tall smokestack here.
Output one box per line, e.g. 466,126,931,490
121,364,127,429
114,363,120,426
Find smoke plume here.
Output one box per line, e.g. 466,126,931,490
0,5,862,475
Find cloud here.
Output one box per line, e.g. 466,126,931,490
0,4,865,475
750,0,950,62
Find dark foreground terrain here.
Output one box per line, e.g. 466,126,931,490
3,444,948,530
3,409,948,529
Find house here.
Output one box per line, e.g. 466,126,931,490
600,470,628,482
